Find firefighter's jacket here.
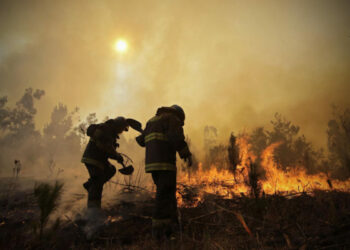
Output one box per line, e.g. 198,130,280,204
81,120,123,169
136,108,191,172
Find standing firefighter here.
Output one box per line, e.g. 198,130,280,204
136,105,192,239
81,117,138,209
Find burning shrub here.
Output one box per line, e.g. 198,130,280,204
228,133,240,173
249,127,268,158
327,106,350,179
206,144,229,170
246,160,263,199
203,126,224,170
246,113,326,176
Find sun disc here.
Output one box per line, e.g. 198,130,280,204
115,40,128,53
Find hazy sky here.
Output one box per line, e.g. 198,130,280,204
0,0,349,149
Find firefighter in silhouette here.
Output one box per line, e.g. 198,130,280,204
136,105,192,239
81,117,138,209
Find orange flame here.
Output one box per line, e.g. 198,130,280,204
177,136,350,207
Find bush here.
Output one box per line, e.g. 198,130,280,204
34,181,64,239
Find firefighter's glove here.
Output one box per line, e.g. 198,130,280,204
135,135,145,147
115,153,124,164
185,155,192,167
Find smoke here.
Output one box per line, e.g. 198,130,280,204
0,0,349,151
0,0,350,182
0,88,153,223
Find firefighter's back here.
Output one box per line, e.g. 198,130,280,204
144,114,177,172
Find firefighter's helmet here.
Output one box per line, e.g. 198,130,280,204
171,104,185,122
113,116,129,132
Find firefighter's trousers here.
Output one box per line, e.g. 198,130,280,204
84,163,116,208
151,170,177,237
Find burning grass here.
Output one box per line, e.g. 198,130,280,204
1,118,350,249
177,136,350,208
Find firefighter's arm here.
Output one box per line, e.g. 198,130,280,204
92,129,124,163
167,117,192,162
135,128,146,147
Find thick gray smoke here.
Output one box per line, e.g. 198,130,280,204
0,0,349,150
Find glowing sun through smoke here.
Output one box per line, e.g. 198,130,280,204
114,39,128,53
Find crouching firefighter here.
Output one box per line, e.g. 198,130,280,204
136,105,192,239
81,117,141,209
